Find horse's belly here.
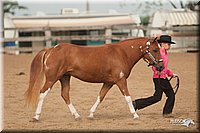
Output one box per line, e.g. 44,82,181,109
70,71,113,83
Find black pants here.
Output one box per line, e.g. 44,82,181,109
134,78,175,115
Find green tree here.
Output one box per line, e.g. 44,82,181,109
3,0,27,15
140,15,150,26
185,1,198,10
3,0,27,38
168,0,198,11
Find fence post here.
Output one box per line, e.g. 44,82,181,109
105,27,112,44
45,27,52,47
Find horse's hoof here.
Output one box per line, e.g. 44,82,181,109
87,113,94,120
74,113,81,120
87,115,94,120
29,118,39,122
133,113,139,119
88,117,94,120
75,116,81,121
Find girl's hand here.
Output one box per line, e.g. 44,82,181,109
172,73,178,78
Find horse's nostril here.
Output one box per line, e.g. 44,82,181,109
155,63,164,72
160,65,164,71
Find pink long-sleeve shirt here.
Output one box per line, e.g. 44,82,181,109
152,48,173,79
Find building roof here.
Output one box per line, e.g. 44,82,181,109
150,9,198,27
10,14,140,28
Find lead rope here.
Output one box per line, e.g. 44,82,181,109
169,75,180,95
158,72,180,95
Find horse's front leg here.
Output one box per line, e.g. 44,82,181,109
116,78,139,119
88,83,113,119
60,75,80,120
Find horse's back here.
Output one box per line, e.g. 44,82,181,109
55,43,117,58
43,43,129,83
53,43,128,70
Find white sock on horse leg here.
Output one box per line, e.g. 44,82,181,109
33,88,51,120
125,96,135,113
68,102,80,119
88,96,100,118
90,96,100,113
68,102,77,115
124,96,139,119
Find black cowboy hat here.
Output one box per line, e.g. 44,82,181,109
157,35,176,44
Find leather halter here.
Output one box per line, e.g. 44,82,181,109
140,41,162,67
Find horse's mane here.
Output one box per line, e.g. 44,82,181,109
115,37,147,45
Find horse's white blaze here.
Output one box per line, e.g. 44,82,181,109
33,88,51,120
119,71,124,79
68,103,80,119
124,96,139,119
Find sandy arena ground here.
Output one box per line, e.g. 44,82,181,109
3,51,199,132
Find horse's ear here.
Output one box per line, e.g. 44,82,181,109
153,37,158,42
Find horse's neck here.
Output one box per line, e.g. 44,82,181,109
120,38,147,67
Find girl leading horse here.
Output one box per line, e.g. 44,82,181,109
25,37,164,121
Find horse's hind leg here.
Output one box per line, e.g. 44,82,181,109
32,81,54,122
116,78,139,119
60,75,80,120
88,83,113,119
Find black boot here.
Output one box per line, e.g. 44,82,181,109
163,113,173,118
132,101,137,111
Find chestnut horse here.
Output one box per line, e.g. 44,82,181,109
25,37,164,122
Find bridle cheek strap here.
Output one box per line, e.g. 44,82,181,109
141,41,159,66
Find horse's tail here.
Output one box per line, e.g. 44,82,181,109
25,49,47,109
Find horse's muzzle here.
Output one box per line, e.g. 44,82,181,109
154,61,164,72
